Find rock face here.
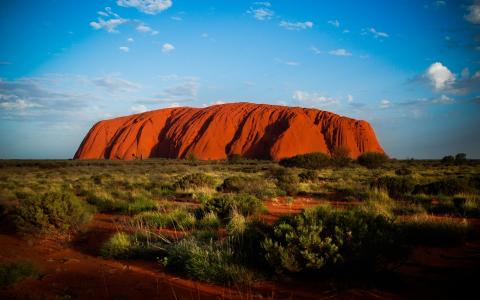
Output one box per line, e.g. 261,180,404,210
74,102,384,160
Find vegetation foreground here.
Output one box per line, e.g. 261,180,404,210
0,154,479,299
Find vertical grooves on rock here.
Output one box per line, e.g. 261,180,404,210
74,102,385,160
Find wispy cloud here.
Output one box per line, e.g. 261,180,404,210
310,46,322,55
292,90,338,106
247,2,274,21
92,74,141,93
465,0,480,24
90,7,127,33
136,23,159,35
131,104,148,113
379,99,391,108
329,48,352,56
162,43,175,53
362,27,389,39
119,46,130,52
116,0,172,15
327,19,340,27
279,20,313,30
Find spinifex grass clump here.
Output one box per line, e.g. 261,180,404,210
15,191,93,234
101,231,169,259
0,261,40,288
134,209,196,230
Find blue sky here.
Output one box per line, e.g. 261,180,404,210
0,0,479,159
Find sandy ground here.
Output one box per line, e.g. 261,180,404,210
1,197,479,299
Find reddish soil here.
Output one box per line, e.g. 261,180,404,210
74,102,384,160
1,199,480,299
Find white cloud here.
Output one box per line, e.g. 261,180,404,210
465,0,480,24
116,0,172,15
90,18,127,33
425,62,456,90
162,43,175,53
292,90,337,106
247,2,274,21
136,23,158,35
285,61,300,66
432,94,454,104
310,46,322,54
131,104,148,113
0,99,42,110
90,7,127,33
279,21,313,30
362,27,389,39
347,94,354,103
380,99,391,108
127,37,134,42
328,19,340,27
171,16,182,21
119,46,130,52
168,102,181,108
92,75,141,92
329,49,352,56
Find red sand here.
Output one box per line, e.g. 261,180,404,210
74,102,384,160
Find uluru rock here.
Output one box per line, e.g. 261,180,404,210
74,102,385,160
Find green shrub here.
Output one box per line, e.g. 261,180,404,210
263,206,404,274
273,168,300,196
0,261,40,288
134,209,195,230
15,191,93,234
228,219,272,267
201,194,265,219
373,176,415,199
227,154,244,163
174,173,216,191
455,153,467,164
101,232,168,259
279,152,331,169
218,176,276,199
298,170,318,182
413,178,471,196
395,168,413,176
86,191,125,212
441,155,455,164
163,238,253,284
398,216,471,246
357,152,389,169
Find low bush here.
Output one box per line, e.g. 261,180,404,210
413,178,472,196
272,168,300,196
218,176,276,199
0,261,40,288
298,170,318,182
163,238,254,284
15,191,93,234
397,216,472,247
279,152,331,169
201,194,265,219
373,176,415,199
196,212,221,229
395,168,413,176
173,173,216,191
263,205,404,274
357,152,389,169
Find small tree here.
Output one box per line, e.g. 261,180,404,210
455,153,467,165
441,155,455,164
331,146,351,167
357,152,389,169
